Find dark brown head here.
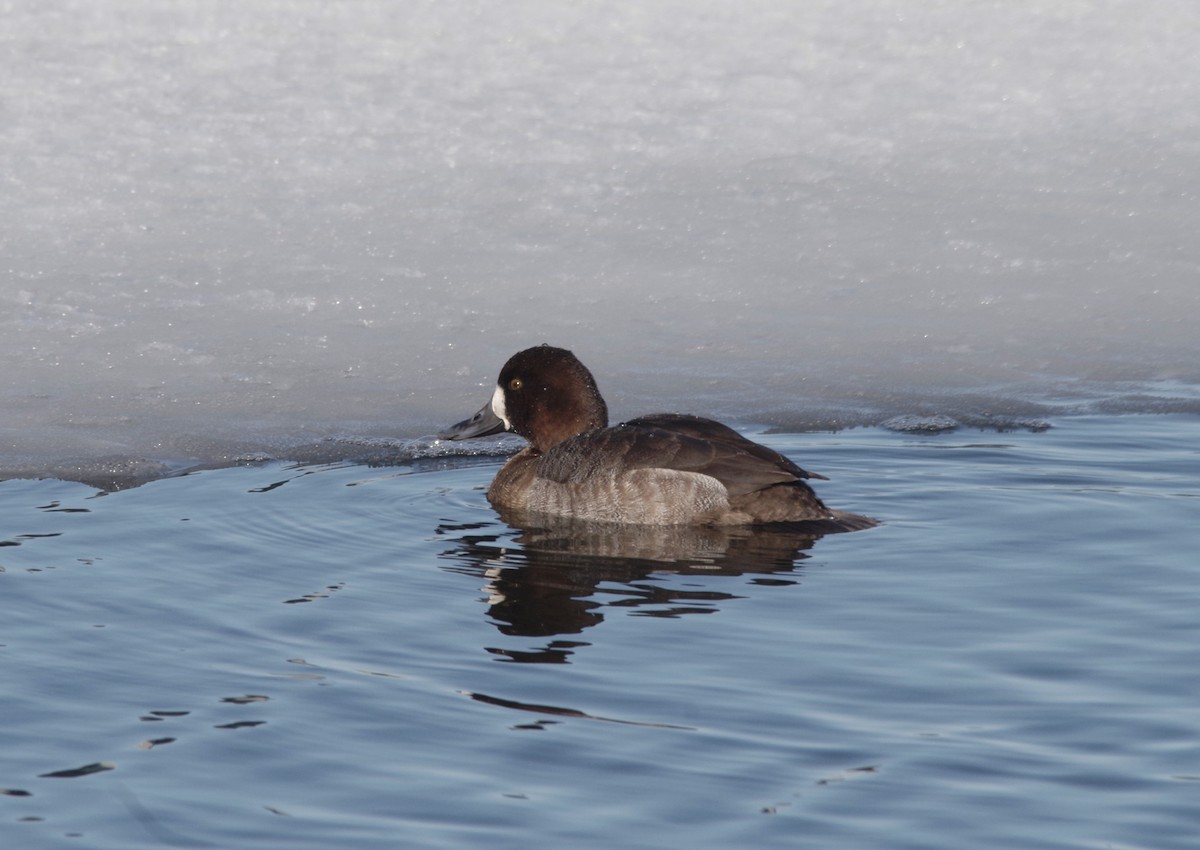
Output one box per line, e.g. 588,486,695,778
440,345,609,452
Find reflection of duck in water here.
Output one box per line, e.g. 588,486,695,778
437,515,831,663
441,345,876,530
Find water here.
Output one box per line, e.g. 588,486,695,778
2,415,1197,848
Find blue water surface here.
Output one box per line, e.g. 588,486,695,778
1,415,1197,849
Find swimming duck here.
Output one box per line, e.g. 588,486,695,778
440,345,876,529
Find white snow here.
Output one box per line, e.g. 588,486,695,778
3,0,1198,478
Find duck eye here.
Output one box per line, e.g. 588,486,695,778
509,377,523,391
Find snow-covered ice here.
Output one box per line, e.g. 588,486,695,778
3,0,1198,482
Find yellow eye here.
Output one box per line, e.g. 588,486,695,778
509,377,523,391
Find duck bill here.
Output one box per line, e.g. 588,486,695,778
439,400,508,441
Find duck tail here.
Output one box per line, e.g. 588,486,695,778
816,509,880,533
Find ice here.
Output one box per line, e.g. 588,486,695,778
3,0,1198,482
880,415,962,434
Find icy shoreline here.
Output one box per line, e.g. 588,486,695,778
5,0,1197,486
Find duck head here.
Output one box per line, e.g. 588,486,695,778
440,345,609,452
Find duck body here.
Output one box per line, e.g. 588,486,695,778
440,346,876,530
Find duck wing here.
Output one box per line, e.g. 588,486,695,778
624,414,828,482
538,414,826,498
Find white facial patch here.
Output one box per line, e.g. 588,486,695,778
491,384,511,430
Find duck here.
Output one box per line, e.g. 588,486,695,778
440,345,876,530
